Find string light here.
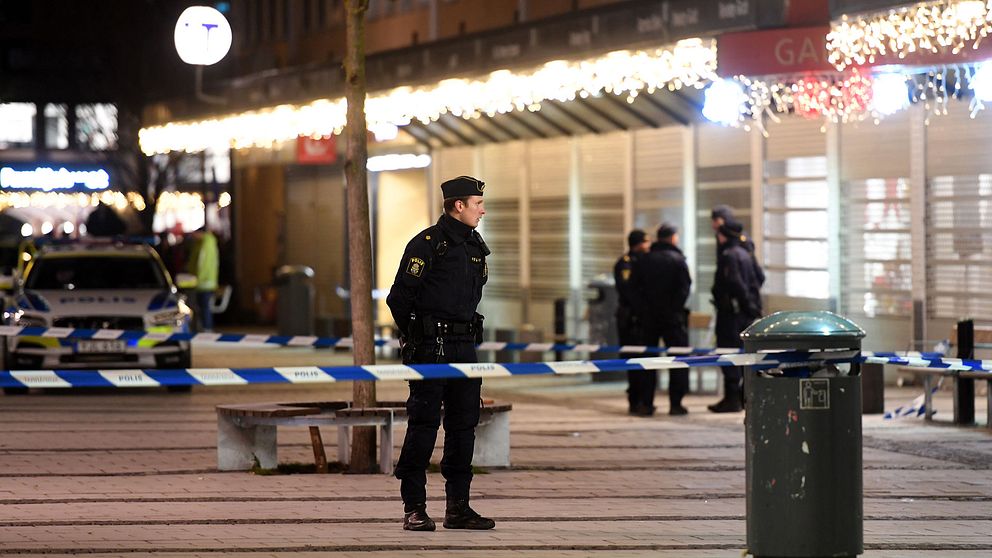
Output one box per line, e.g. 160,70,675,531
0,191,143,212
139,39,717,155
792,70,873,122
709,71,876,133
827,0,992,70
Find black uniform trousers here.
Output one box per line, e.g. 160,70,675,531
618,309,652,410
631,321,690,410
394,337,481,508
715,311,750,401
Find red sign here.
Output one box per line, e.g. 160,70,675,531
296,135,337,164
718,26,834,77
719,24,992,78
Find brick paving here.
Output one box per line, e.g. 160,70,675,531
0,345,990,556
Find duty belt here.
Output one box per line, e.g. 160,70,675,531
431,320,475,336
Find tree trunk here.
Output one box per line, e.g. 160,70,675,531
344,0,378,473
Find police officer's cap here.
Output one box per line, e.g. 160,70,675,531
441,176,485,199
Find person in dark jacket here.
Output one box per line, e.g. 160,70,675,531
711,205,764,287
630,222,692,416
709,219,763,413
386,175,495,532
614,229,651,415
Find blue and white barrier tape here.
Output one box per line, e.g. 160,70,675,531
861,353,991,371
0,350,862,389
883,378,942,419
0,325,736,355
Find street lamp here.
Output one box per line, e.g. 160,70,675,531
174,6,232,104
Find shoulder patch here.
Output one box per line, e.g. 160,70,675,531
406,257,426,277
621,269,631,282
623,255,630,262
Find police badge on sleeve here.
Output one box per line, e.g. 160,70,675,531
406,257,426,277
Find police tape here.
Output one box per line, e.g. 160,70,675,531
0,350,865,389
883,378,943,419
861,353,990,371
0,324,739,355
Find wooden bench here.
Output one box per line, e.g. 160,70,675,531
216,400,513,474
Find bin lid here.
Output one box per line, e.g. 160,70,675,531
741,311,865,351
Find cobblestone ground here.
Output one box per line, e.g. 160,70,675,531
0,344,990,556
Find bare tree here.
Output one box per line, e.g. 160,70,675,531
344,0,378,473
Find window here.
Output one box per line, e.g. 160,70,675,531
44,104,68,149
0,103,35,148
841,178,912,317
27,256,166,290
763,157,829,299
75,104,117,151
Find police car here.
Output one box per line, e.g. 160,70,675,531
3,240,193,370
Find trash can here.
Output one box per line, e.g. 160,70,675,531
586,274,623,382
741,311,866,558
274,265,315,336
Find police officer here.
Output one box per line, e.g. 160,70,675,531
711,204,764,286
386,175,496,532
709,219,763,413
630,222,692,416
614,229,651,414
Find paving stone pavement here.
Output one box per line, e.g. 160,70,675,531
0,346,990,556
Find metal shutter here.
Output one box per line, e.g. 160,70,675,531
926,106,992,324
695,123,751,309
763,117,829,299
528,138,571,301
839,114,912,319
633,127,684,233
479,141,523,300
579,132,625,285
435,146,474,183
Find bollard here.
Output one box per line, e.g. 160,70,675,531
741,311,866,558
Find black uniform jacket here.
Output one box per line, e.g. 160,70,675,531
629,241,692,328
712,236,763,319
386,213,489,336
613,251,640,312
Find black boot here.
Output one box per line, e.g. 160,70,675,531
443,498,495,530
707,398,743,413
403,504,436,531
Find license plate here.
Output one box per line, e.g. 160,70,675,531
75,340,126,354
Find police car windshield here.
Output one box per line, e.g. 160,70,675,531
25,256,167,290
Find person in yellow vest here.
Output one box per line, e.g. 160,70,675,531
187,226,219,332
